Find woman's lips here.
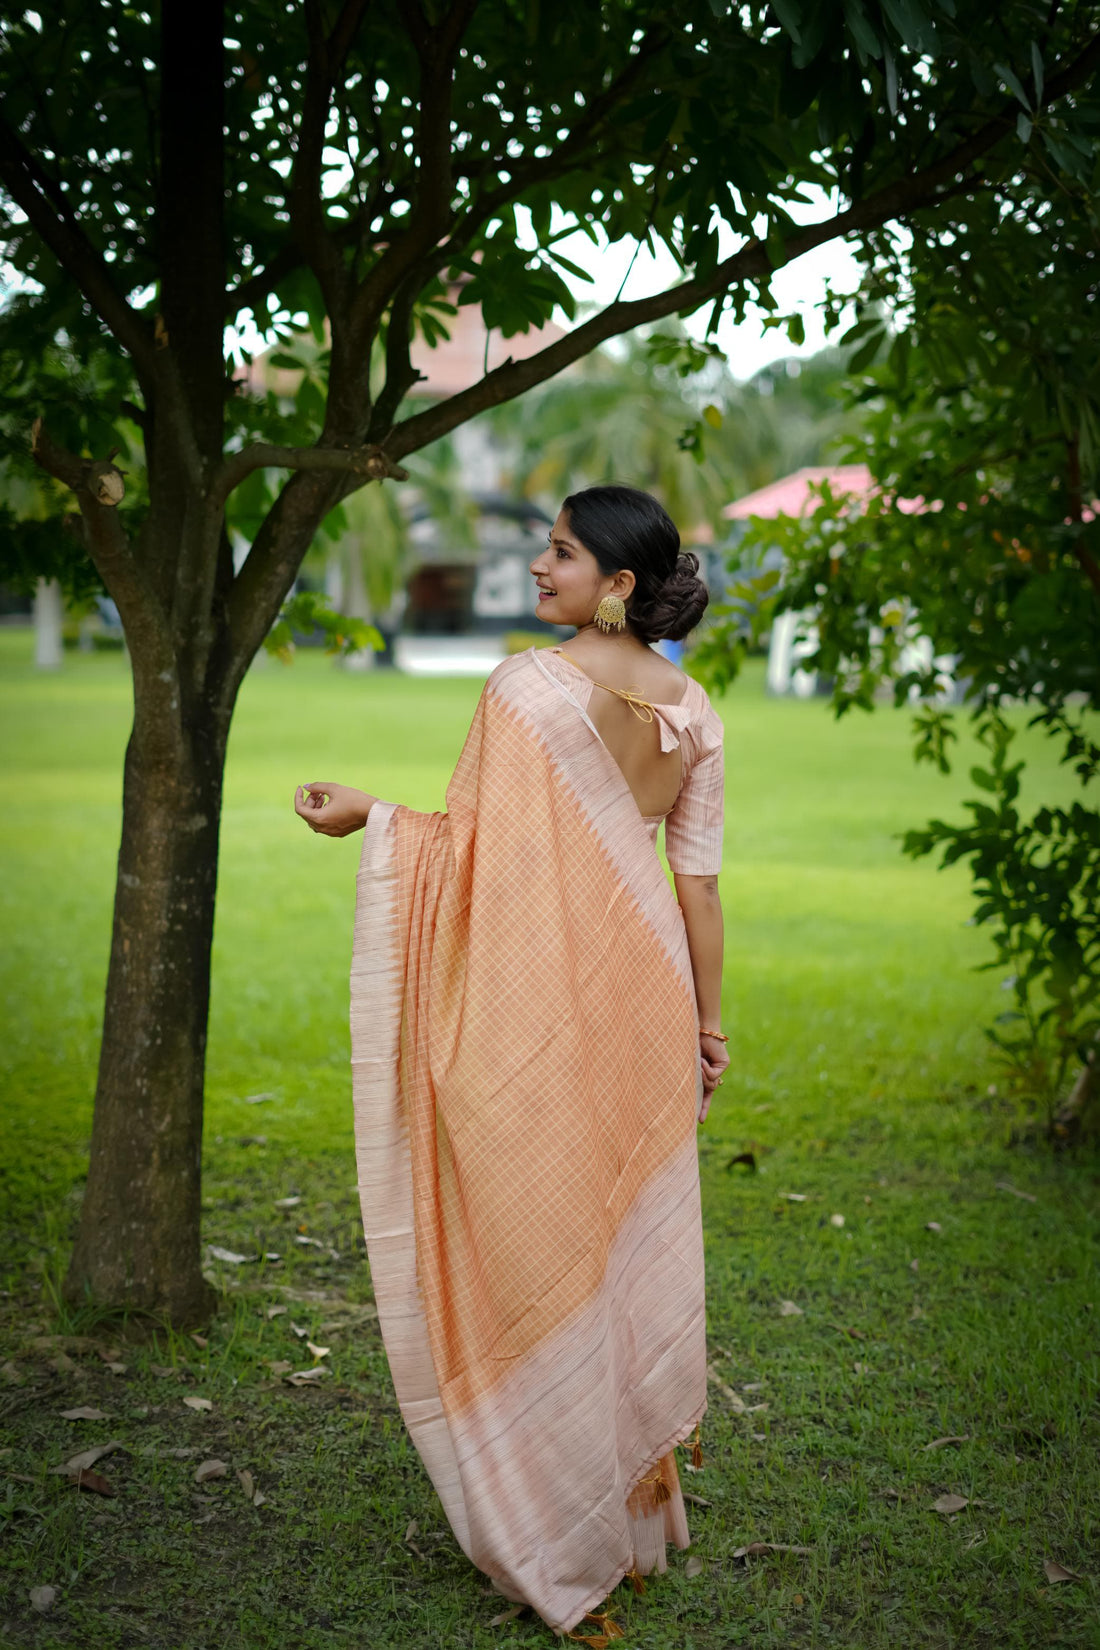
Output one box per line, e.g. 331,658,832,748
537,590,556,601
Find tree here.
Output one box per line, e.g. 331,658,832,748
698,124,1100,1134
1,0,1098,1320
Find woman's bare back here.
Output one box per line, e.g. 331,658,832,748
554,641,689,819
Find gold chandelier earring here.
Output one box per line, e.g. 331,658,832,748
594,593,627,634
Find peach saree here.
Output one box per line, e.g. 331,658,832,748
349,648,710,1632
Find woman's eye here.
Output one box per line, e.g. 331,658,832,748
556,547,570,559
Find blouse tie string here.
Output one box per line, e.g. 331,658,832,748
588,681,657,724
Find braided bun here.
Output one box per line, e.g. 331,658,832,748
630,551,710,644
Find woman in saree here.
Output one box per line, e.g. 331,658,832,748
294,485,729,1638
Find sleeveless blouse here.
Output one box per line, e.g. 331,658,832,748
538,647,725,876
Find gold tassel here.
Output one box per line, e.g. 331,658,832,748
568,1612,626,1647
627,1567,647,1595
691,1423,703,1471
653,1473,672,1505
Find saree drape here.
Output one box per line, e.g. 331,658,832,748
349,648,707,1632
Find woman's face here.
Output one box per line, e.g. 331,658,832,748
529,509,633,629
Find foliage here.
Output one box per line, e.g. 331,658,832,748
696,146,1100,1127
262,590,382,663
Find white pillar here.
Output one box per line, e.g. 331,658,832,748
33,577,63,670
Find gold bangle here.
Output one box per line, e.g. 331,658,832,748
699,1028,728,1042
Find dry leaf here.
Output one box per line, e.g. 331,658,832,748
289,1322,309,1339
684,1555,705,1578
1043,1560,1081,1584
106,1362,127,1376
49,1352,76,1373
252,1489,267,1508
274,1195,302,1208
207,1245,249,1265
488,1606,525,1626
194,1458,227,1484
296,1235,325,1249
59,1407,108,1421
238,1468,255,1499
706,1364,746,1411
925,1221,943,1233
183,1396,213,1412
743,1382,764,1392
829,1213,845,1228
265,1305,288,1320
243,1092,275,1104
793,1592,804,1606
932,1493,969,1515
190,1334,208,1350
778,1300,803,1317
734,1542,812,1558
29,1585,58,1614
853,1362,870,1375
0,1360,25,1385
909,1305,926,1321
779,1192,807,1202
51,1441,124,1476
149,1364,180,1379
924,1436,969,1451
405,1519,419,1541
995,1181,1037,1203
746,1402,769,1413
72,1469,115,1496
909,1259,920,1273
284,1367,330,1385
138,1446,198,1459
265,1359,292,1376
683,1493,712,1508
306,1341,330,1360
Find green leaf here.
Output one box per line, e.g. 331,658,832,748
1030,40,1044,107
769,0,802,44
1017,111,1032,145
994,61,1031,111
843,0,882,62
786,313,805,346
969,766,997,792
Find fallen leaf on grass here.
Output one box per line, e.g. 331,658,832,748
319,1305,380,1333
743,1382,765,1393
207,1246,249,1265
274,1195,302,1208
190,1334,208,1351
194,1459,227,1484
51,1441,124,1476
853,1363,872,1375
706,1365,745,1411
1043,1560,1082,1584
289,1322,309,1339
182,1396,213,1413
405,1519,419,1540
932,1494,969,1515
684,1555,705,1578
243,1092,275,1104
778,1301,803,1317
734,1542,813,1559
306,1341,330,1361
909,1259,920,1273
779,1192,807,1202
49,1351,76,1373
237,1135,267,1147
925,1221,943,1233
924,1436,969,1451
59,1407,107,1421
265,1305,288,1320
284,1367,330,1386
0,1360,25,1385
149,1364,182,1380
138,1446,198,1459
829,1213,845,1228
909,1305,927,1321
683,1493,712,1508
996,1180,1037,1203
295,1235,325,1250
72,1469,115,1496
265,1360,292,1376
29,1585,58,1614
488,1606,525,1626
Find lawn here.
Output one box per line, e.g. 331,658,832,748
1,627,1097,1650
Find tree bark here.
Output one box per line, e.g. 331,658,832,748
64,680,231,1324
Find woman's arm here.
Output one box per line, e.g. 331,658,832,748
293,782,376,838
674,871,730,1122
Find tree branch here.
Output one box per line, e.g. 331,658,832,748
0,114,157,389
211,439,407,510
385,31,1100,462
30,419,176,682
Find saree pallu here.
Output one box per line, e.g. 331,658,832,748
349,648,706,1632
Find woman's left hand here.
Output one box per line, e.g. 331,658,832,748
698,1033,730,1124
294,781,375,838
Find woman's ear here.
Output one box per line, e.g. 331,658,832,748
610,568,636,600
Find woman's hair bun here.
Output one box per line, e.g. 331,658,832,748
633,552,710,644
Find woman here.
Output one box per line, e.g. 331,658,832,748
294,485,729,1638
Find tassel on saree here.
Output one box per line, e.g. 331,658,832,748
691,1423,703,1470
567,1610,626,1646
626,1568,646,1595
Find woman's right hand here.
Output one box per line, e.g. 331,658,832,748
293,781,375,838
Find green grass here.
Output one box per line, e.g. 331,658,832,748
1,627,1097,1650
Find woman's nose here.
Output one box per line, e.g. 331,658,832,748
529,554,548,575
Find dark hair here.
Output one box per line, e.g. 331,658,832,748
562,484,709,643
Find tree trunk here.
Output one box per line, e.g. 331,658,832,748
65,684,231,1324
